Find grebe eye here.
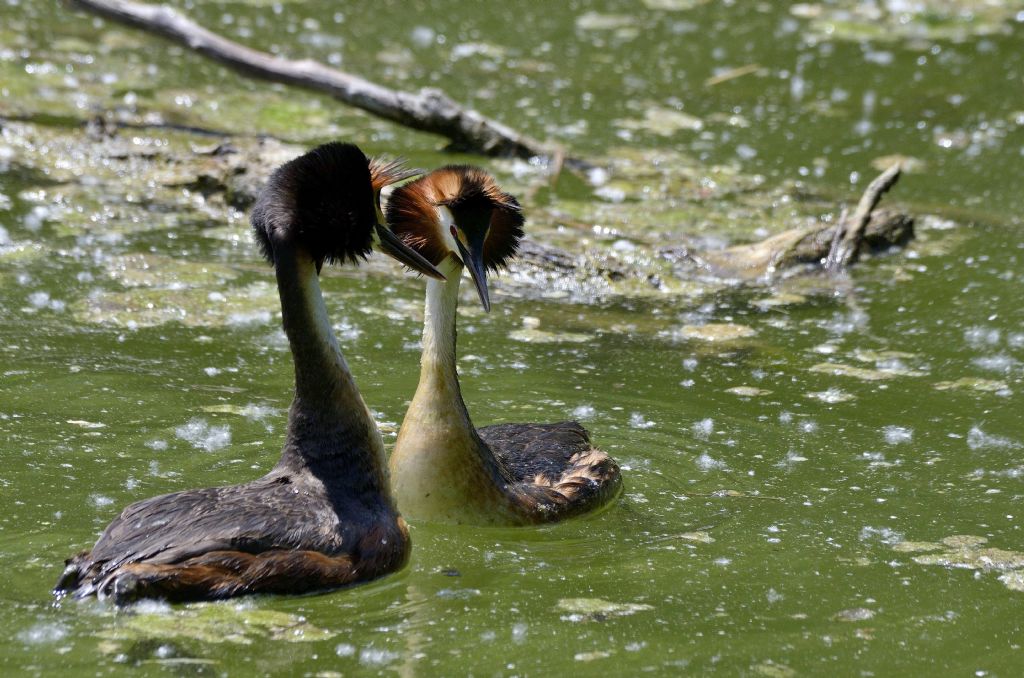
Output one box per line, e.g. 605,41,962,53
450,225,458,238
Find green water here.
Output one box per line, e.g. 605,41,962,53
2,0,1023,675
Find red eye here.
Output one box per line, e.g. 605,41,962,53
450,225,458,238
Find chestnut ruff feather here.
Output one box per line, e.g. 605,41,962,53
251,142,412,267
386,166,524,271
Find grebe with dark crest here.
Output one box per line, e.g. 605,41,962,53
55,142,443,603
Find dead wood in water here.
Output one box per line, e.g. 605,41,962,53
824,163,903,274
66,0,577,167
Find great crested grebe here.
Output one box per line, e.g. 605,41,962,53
385,166,621,525
55,142,444,604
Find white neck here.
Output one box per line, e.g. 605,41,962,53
419,255,464,380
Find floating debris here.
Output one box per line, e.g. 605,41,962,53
677,323,757,342
726,386,772,397
833,607,875,622
66,419,106,429
934,377,1010,393
676,531,715,544
617,107,704,136
508,328,592,344
809,362,924,380
895,534,1024,592
752,293,807,309
792,0,1023,42
806,388,855,403
556,598,653,622
97,605,335,652
642,0,709,10
575,12,636,31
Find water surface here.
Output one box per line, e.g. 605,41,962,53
1,0,1022,674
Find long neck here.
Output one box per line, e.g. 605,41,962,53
391,257,523,524
272,243,387,489
418,256,467,401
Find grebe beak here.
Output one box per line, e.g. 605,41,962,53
374,223,446,280
453,227,490,312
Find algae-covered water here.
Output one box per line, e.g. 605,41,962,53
2,0,1023,675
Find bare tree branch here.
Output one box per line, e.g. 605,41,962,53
67,0,579,166
824,163,903,273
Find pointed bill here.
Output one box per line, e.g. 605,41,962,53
455,236,490,312
374,224,446,280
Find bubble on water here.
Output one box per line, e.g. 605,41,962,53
766,588,783,603
227,310,273,327
335,643,356,657
967,426,1020,451
973,354,1015,373
204,367,221,377
572,405,596,420
714,557,732,566
333,319,362,342
512,622,528,643
883,426,913,445
695,452,727,471
90,494,114,507
625,640,647,652
240,404,277,426
807,388,854,403
23,205,51,231
860,525,904,544
359,646,400,667
410,26,435,48
130,599,172,615
682,357,699,370
145,439,168,451
0,225,10,246
692,418,714,439
175,418,231,452
17,622,68,644
779,411,793,424
124,477,138,491
964,326,1001,346
28,291,50,308
799,420,818,434
1009,333,1024,348
629,413,656,429
437,587,481,599
154,644,175,659
776,450,808,468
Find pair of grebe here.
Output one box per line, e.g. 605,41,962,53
55,143,621,603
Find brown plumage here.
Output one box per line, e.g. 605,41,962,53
54,142,430,604
388,165,524,273
385,167,621,526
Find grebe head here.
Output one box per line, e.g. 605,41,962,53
385,166,524,311
251,142,444,279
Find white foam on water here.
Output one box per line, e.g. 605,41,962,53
17,622,68,644
967,426,1020,451
175,418,231,452
692,418,714,439
883,426,913,445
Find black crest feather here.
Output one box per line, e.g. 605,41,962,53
250,142,377,266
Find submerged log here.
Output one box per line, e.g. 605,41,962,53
67,0,572,165
687,209,914,281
